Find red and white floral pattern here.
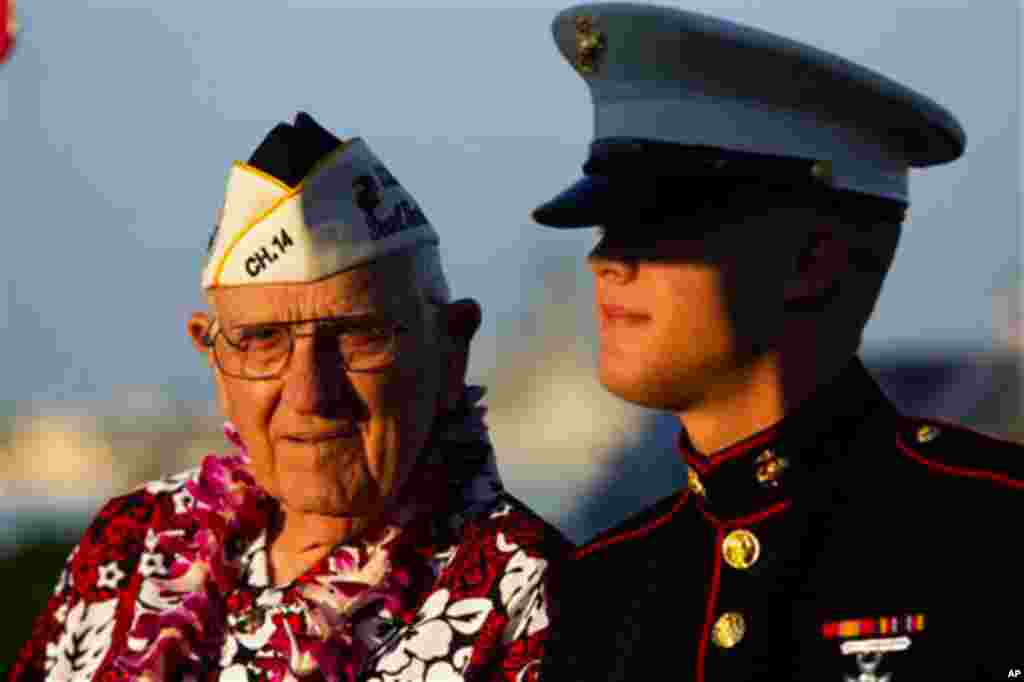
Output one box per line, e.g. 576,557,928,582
44,598,117,681
9,392,569,682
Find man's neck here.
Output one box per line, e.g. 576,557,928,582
268,506,366,586
676,350,848,457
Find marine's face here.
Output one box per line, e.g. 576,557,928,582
587,218,788,412
188,257,452,521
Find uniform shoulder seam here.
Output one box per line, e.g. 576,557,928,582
573,491,689,560
895,429,1024,491
904,415,1023,447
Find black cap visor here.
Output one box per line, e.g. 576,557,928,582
531,163,907,231
532,175,621,228
531,140,838,229
531,172,779,229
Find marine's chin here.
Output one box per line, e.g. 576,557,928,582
598,364,690,412
599,361,653,405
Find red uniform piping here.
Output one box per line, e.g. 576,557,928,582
695,498,791,680
573,491,690,560
697,527,724,682
895,436,1024,490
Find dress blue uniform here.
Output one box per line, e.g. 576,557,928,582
530,3,1023,680
543,358,1022,680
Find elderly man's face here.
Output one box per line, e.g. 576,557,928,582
188,254,477,522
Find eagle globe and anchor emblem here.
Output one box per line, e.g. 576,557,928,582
573,14,606,74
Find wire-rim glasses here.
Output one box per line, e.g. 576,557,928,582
203,316,410,380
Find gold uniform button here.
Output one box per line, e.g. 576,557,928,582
916,424,941,444
711,611,746,649
722,529,761,570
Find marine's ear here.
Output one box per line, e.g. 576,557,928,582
438,298,482,412
783,225,850,305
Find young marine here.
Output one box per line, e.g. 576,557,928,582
531,4,1023,681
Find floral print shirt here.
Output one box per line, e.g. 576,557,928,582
9,392,570,682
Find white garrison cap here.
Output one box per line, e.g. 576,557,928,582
532,2,967,228
203,113,438,289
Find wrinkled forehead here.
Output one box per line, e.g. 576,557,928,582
209,256,422,326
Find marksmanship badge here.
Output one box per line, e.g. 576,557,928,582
574,15,606,74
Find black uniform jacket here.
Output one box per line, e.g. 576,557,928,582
543,358,1022,681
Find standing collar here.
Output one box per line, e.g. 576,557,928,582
680,357,897,522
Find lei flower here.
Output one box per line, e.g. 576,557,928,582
116,424,274,679
115,387,497,682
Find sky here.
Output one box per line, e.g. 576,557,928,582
0,0,1019,410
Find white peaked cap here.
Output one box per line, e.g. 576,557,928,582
203,137,438,289
532,2,967,228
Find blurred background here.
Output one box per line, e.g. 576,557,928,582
0,0,1019,667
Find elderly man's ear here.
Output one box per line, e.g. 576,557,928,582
187,312,216,367
439,298,482,412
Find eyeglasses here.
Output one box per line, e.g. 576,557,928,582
202,316,410,380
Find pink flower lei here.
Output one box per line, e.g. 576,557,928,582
115,425,413,682
115,424,275,679
114,387,494,682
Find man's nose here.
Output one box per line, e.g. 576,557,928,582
281,337,356,416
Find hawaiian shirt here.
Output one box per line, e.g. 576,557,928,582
10,390,570,682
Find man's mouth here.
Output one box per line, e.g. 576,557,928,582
285,425,360,444
598,304,651,325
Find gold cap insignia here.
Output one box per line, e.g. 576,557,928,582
573,15,607,74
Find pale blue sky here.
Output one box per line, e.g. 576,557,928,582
0,0,1019,408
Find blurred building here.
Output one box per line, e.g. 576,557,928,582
0,399,225,556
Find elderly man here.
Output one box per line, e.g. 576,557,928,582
10,113,568,682
532,4,1022,681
